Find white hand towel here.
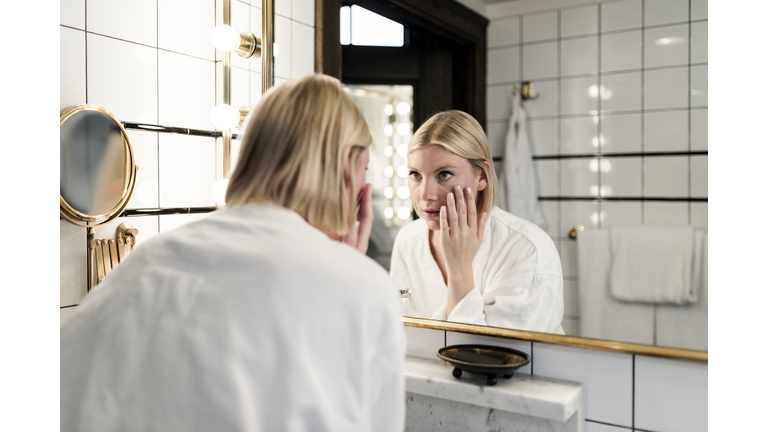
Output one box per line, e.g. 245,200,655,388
609,225,697,305
656,229,708,351
578,230,654,344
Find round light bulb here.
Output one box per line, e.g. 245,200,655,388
396,165,408,178
211,25,240,51
384,104,394,116
384,124,393,137
397,144,408,157
384,146,393,157
396,102,411,115
274,43,279,57
384,166,394,178
385,207,394,219
397,122,410,136
397,186,410,199
211,178,229,205
211,104,240,129
397,206,411,220
384,187,394,199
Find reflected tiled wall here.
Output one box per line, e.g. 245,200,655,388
486,0,707,335
60,0,315,322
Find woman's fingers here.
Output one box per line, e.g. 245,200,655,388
439,205,449,236
454,186,467,228
355,183,374,253
447,192,459,232
466,187,477,231
343,220,360,249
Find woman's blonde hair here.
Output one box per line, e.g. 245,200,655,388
408,110,498,214
225,74,372,236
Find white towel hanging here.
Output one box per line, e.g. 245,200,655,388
498,93,547,230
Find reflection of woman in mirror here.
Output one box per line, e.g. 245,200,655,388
61,74,406,431
390,111,564,334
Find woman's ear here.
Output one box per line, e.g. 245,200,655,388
476,161,491,192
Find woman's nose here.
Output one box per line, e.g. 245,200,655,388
419,179,439,201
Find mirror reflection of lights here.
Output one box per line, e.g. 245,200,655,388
397,144,408,157
397,123,410,136
397,165,408,178
589,159,612,173
385,207,394,219
274,43,279,57
591,134,606,149
590,184,613,196
588,85,612,100
384,187,394,199
397,186,410,199
211,179,229,205
592,115,600,125
397,206,411,220
384,146,393,157
384,124,393,137
655,37,685,46
396,102,411,115
384,166,394,178
384,104,393,116
354,89,367,97
590,210,607,225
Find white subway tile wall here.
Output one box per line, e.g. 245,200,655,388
486,0,707,346
60,0,316,313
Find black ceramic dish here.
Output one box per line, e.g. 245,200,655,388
436,344,531,386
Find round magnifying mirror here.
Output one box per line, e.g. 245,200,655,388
60,105,137,227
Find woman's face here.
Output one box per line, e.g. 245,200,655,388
407,145,487,231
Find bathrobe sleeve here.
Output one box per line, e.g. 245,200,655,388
446,228,565,334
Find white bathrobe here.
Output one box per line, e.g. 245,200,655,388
390,207,564,334
61,204,406,432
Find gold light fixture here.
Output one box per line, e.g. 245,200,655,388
211,24,261,58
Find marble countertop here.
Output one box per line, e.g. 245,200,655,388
404,356,584,423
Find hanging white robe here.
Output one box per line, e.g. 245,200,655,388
498,93,548,230
61,204,406,432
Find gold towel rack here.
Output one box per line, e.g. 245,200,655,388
568,225,584,239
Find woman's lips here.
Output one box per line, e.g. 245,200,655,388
423,209,440,218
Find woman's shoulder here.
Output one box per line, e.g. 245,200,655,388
487,207,559,261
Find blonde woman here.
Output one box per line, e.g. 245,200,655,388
61,75,405,432
390,110,564,334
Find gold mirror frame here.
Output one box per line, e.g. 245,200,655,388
403,317,707,363
59,104,138,227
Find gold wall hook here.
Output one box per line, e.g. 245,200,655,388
89,223,140,290
513,81,540,101
568,225,585,239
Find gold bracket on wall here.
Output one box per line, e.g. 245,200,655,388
513,81,540,101
88,223,139,289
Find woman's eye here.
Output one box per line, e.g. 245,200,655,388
409,171,421,180
438,171,453,180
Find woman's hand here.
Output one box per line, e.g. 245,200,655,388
440,186,487,316
343,183,374,254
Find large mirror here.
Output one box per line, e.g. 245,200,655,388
318,0,708,359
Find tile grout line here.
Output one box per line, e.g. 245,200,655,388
687,0,693,224
632,354,636,429
157,0,161,232
84,0,88,104
596,4,602,228
640,0,646,223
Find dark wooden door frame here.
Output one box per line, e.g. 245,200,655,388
314,0,488,127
